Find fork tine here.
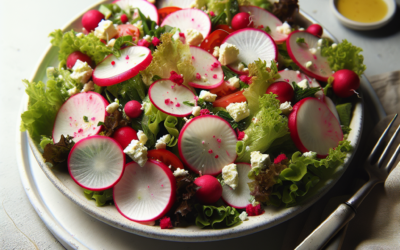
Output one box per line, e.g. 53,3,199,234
385,144,400,173
368,114,398,163
377,124,400,168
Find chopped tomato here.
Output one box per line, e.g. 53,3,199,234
213,90,246,108
158,7,181,24
210,80,238,97
214,24,235,33
147,149,184,172
117,24,140,42
200,29,230,54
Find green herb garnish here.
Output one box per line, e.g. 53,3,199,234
83,116,89,123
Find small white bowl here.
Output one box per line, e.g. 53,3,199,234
330,0,397,30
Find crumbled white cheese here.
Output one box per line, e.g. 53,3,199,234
70,60,93,84
124,140,148,167
238,63,245,71
155,134,171,150
332,43,337,49
192,106,201,116
173,168,189,177
106,38,116,47
58,75,63,79
317,39,324,46
143,35,152,42
243,134,248,141
227,76,240,89
213,46,220,57
226,102,250,122
309,48,317,55
76,32,84,38
137,130,148,145
183,117,191,123
81,81,95,92
222,164,239,190
184,28,204,46
276,22,291,35
106,102,119,114
305,61,313,69
250,151,271,170
94,20,118,40
239,211,248,221
251,199,260,206
67,87,79,96
246,146,250,151
199,90,217,102
298,27,305,31
218,43,239,66
303,151,317,159
172,31,180,41
279,101,293,115
297,79,309,89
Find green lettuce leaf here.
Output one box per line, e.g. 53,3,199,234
83,188,113,206
106,74,147,105
195,204,241,229
39,136,53,151
239,0,273,11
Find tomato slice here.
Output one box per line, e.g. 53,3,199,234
158,7,181,24
117,24,140,42
210,80,238,97
147,149,184,172
214,24,235,33
200,29,230,54
213,90,246,108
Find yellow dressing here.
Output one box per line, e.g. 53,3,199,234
337,0,388,23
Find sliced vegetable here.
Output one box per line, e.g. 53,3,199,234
221,163,252,209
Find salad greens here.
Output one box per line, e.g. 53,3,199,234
84,188,114,206
195,204,241,228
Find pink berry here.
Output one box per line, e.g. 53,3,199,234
124,100,142,119
306,24,323,38
231,12,253,30
82,10,104,32
137,39,150,47
66,51,93,69
112,127,138,149
194,175,222,205
266,81,294,104
120,14,128,24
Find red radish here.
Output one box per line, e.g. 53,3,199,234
199,29,230,54
332,69,360,98
231,12,253,30
306,24,323,38
148,79,196,117
266,81,294,103
160,217,173,229
113,160,176,222
189,46,224,89
161,8,211,39
92,46,152,87
324,96,340,123
221,163,252,209
213,90,246,108
275,69,324,99
286,31,333,81
120,14,128,23
288,97,343,158
124,100,142,118
222,28,277,74
157,0,194,8
52,92,108,143
193,175,222,205
82,10,104,32
114,0,159,24
68,136,125,191
246,204,264,216
66,51,93,69
239,6,288,43
112,127,138,149
178,115,237,175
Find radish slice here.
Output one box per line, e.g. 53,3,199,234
114,0,159,24
178,115,237,175
221,163,252,209
222,28,277,74
156,0,193,8
286,31,333,82
276,69,324,99
148,79,196,117
239,6,288,44
288,97,343,158
113,160,176,222
52,92,108,143
189,46,224,89
324,96,340,123
92,46,152,87
161,8,211,39
68,136,125,191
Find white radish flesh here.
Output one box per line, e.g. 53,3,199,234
324,96,341,123
276,69,324,99
156,0,193,8
52,92,108,143
113,160,176,222
68,136,125,191
114,0,159,24
178,115,237,175
189,46,224,89
221,163,252,209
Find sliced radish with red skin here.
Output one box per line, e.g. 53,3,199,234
68,136,125,191
161,8,211,39
156,0,193,8
276,69,324,99
288,97,343,158
222,28,277,74
148,79,196,117
239,6,288,44
189,46,224,89
221,163,252,209
92,46,152,87
114,0,159,24
178,115,237,175
286,31,333,82
324,96,340,123
52,92,108,143
113,160,176,222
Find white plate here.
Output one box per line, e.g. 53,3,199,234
22,1,364,242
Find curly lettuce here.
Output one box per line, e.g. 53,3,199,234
106,74,147,105
83,189,113,206
236,94,289,162
195,204,241,229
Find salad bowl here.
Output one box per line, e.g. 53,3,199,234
24,0,364,242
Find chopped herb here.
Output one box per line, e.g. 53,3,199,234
296,37,305,44
97,121,105,126
83,116,89,122
292,81,320,104
151,75,162,81
139,54,146,57
217,110,247,131
240,62,248,68
183,101,195,107
221,66,248,89
341,125,352,135
264,26,271,33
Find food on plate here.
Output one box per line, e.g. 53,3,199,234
21,0,366,229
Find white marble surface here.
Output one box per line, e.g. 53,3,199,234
0,0,399,249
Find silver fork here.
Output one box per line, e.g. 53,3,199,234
296,114,400,250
